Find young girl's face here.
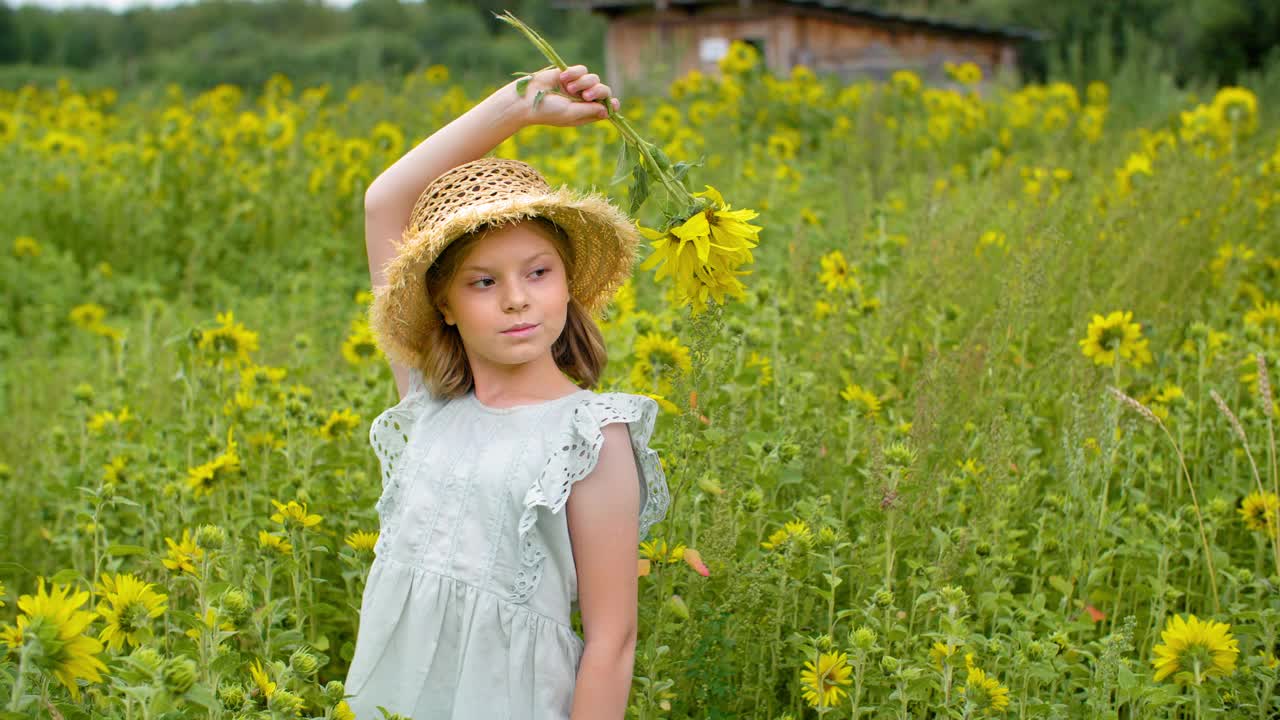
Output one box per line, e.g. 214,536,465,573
438,220,570,372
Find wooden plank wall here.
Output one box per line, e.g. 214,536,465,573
602,4,1018,95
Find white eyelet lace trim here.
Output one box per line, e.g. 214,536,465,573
369,367,442,555
509,392,670,604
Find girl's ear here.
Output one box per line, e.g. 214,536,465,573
438,303,454,326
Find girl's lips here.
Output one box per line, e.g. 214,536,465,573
502,324,539,336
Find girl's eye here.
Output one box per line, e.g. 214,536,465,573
470,268,549,289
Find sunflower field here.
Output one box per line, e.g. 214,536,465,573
3,39,1280,719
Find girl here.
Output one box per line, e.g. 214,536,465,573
347,65,671,720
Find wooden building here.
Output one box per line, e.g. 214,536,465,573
551,0,1044,94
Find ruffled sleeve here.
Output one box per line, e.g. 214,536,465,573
509,392,671,603
369,367,446,543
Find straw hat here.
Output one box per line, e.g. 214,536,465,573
368,157,642,373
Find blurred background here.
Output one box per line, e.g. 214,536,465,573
0,0,1277,99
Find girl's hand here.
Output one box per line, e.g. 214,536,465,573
511,64,621,128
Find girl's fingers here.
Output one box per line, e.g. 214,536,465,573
566,73,599,95
582,83,610,101
559,65,588,84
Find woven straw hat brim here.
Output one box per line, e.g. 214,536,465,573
368,185,641,374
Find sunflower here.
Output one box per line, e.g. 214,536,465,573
187,427,242,497
1078,310,1153,368
197,311,260,369
258,530,293,556
94,573,168,652
761,519,813,551
930,641,959,669
249,658,276,702
960,665,1011,715
13,235,40,257
1238,491,1279,534
270,499,323,529
344,530,379,553
1244,300,1280,333
840,383,881,419
4,578,107,700
68,303,107,331
162,529,205,575
318,408,362,440
799,651,853,708
817,250,858,293
637,185,762,316
369,121,405,159
1151,613,1239,684
629,332,693,394
341,320,382,366
639,539,687,564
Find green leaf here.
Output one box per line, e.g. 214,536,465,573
628,163,650,216
516,76,531,96
532,89,547,112
610,143,634,186
106,544,148,557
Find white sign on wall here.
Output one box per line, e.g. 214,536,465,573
699,37,730,63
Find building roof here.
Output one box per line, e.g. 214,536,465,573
551,0,1047,42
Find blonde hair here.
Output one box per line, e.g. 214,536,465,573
420,216,608,399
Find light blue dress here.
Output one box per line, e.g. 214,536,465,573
344,367,671,720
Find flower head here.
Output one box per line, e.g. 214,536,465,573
1151,613,1239,684
1078,310,1153,368
94,573,168,652
1239,491,1280,534
4,578,107,700
799,651,853,708
270,499,323,529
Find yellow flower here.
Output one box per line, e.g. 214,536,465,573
94,573,168,652
270,499,323,529
424,64,450,85
197,310,260,369
249,658,276,701
961,665,1011,715
1210,86,1257,137
718,40,760,75
639,539,687,564
840,383,881,418
370,121,404,157
1151,613,1239,683
318,408,362,440
333,700,356,720
86,406,135,435
258,530,293,555
1078,310,1153,369
799,651,853,708
13,235,41,257
944,61,982,85
0,580,6,607
746,351,773,387
761,519,813,551
630,332,692,395
930,641,959,669
1244,300,1280,331
813,299,834,320
890,69,921,95
163,529,205,574
187,427,242,497
344,530,379,553
6,578,107,700
637,185,762,316
817,250,858,293
1238,491,1279,534
69,303,107,331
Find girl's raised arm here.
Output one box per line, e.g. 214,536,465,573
364,65,620,398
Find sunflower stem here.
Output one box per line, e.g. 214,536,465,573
496,10,699,215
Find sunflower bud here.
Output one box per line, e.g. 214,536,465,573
130,646,166,675
270,689,306,715
873,588,895,609
195,524,226,551
741,488,763,512
290,647,320,677
851,626,877,650
163,656,197,694
879,655,899,673
220,588,250,621
696,474,723,496
324,680,347,703
73,383,95,405
218,682,248,708
665,594,689,621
